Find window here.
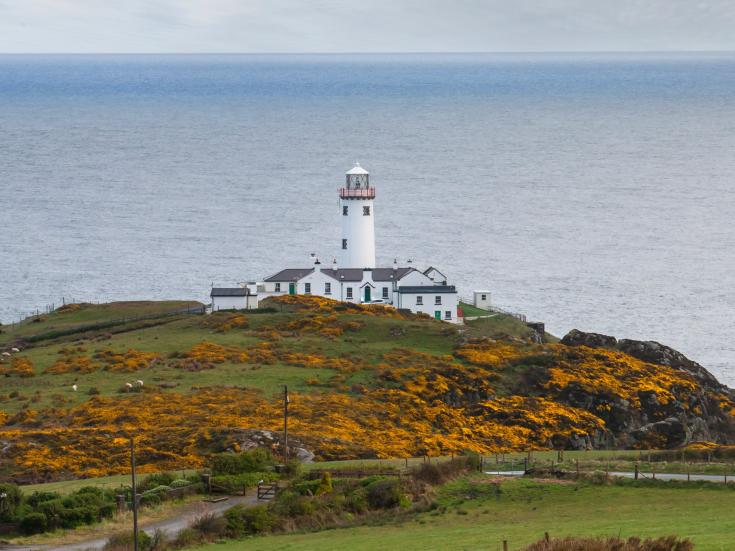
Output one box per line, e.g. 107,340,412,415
435,296,442,305
304,283,311,294
445,310,452,320
343,205,348,216
382,287,389,299
481,294,487,301
346,287,353,299
416,296,423,305
342,239,348,250
363,205,370,216
275,283,281,292
325,282,331,295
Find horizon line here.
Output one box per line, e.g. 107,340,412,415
1,49,735,56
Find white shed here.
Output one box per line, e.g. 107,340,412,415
210,287,259,311
473,290,492,311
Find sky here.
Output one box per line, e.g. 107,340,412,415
1,0,735,53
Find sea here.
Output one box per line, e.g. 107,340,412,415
1,53,734,384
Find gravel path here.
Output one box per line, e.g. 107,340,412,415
3,494,258,551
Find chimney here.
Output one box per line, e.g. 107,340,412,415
393,258,398,271
332,257,338,272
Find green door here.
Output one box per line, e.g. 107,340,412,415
288,282,296,295
434,310,441,320
364,286,371,302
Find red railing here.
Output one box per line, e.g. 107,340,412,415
339,187,375,199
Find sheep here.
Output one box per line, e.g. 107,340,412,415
136,379,144,386
125,382,133,388
10,347,20,353
1,352,10,357
72,384,78,392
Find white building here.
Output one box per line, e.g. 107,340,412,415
209,164,460,322
210,287,259,312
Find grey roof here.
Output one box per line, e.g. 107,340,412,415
211,287,251,297
321,268,364,282
320,267,416,282
372,267,415,281
398,285,457,294
264,268,314,282
423,266,446,277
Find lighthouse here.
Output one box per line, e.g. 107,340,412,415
339,163,376,268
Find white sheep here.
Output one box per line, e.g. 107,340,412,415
1,352,10,357
125,382,133,388
136,380,144,386
72,384,78,392
10,348,20,353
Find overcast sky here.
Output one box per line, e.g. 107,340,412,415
2,0,735,53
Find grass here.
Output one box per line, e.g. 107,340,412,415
188,477,735,551
459,301,494,318
20,469,198,495
0,301,467,413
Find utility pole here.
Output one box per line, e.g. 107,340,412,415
283,385,289,461
130,437,138,551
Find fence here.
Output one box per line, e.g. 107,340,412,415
459,297,528,322
4,304,205,343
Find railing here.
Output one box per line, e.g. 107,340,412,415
339,187,375,199
459,297,527,322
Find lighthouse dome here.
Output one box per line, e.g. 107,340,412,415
346,162,369,175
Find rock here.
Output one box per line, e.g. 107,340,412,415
560,329,617,348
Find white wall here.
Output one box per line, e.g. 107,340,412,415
339,197,376,268
212,296,247,311
473,290,492,310
397,291,460,323
399,270,434,287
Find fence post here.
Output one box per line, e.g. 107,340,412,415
502,540,508,551
634,463,639,480
687,463,690,482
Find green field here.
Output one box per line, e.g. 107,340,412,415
190,477,735,551
0,299,534,413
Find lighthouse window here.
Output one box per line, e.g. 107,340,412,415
304,283,311,294
346,287,353,299
363,206,370,216
382,287,389,299
343,206,348,216
325,282,331,295
435,296,442,305
342,239,348,250
416,296,423,305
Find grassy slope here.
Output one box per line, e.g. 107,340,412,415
0,303,466,413
191,478,735,551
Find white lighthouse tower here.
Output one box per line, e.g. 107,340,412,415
339,163,376,268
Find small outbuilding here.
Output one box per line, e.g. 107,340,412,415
210,287,259,312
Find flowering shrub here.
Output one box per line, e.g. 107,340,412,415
201,313,250,333
455,339,530,367
46,347,160,374
544,345,699,408
1,357,35,378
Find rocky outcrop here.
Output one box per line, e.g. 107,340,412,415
560,329,735,448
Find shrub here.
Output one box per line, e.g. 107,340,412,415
365,478,403,509
170,479,192,489
139,492,161,507
104,530,153,551
0,483,23,521
171,527,202,549
315,472,333,495
271,490,316,518
191,512,227,536
224,504,279,537
522,535,693,551
19,512,47,535
87,386,101,395
211,472,275,493
211,448,273,475
139,472,175,492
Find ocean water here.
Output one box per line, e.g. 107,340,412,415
1,53,734,384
